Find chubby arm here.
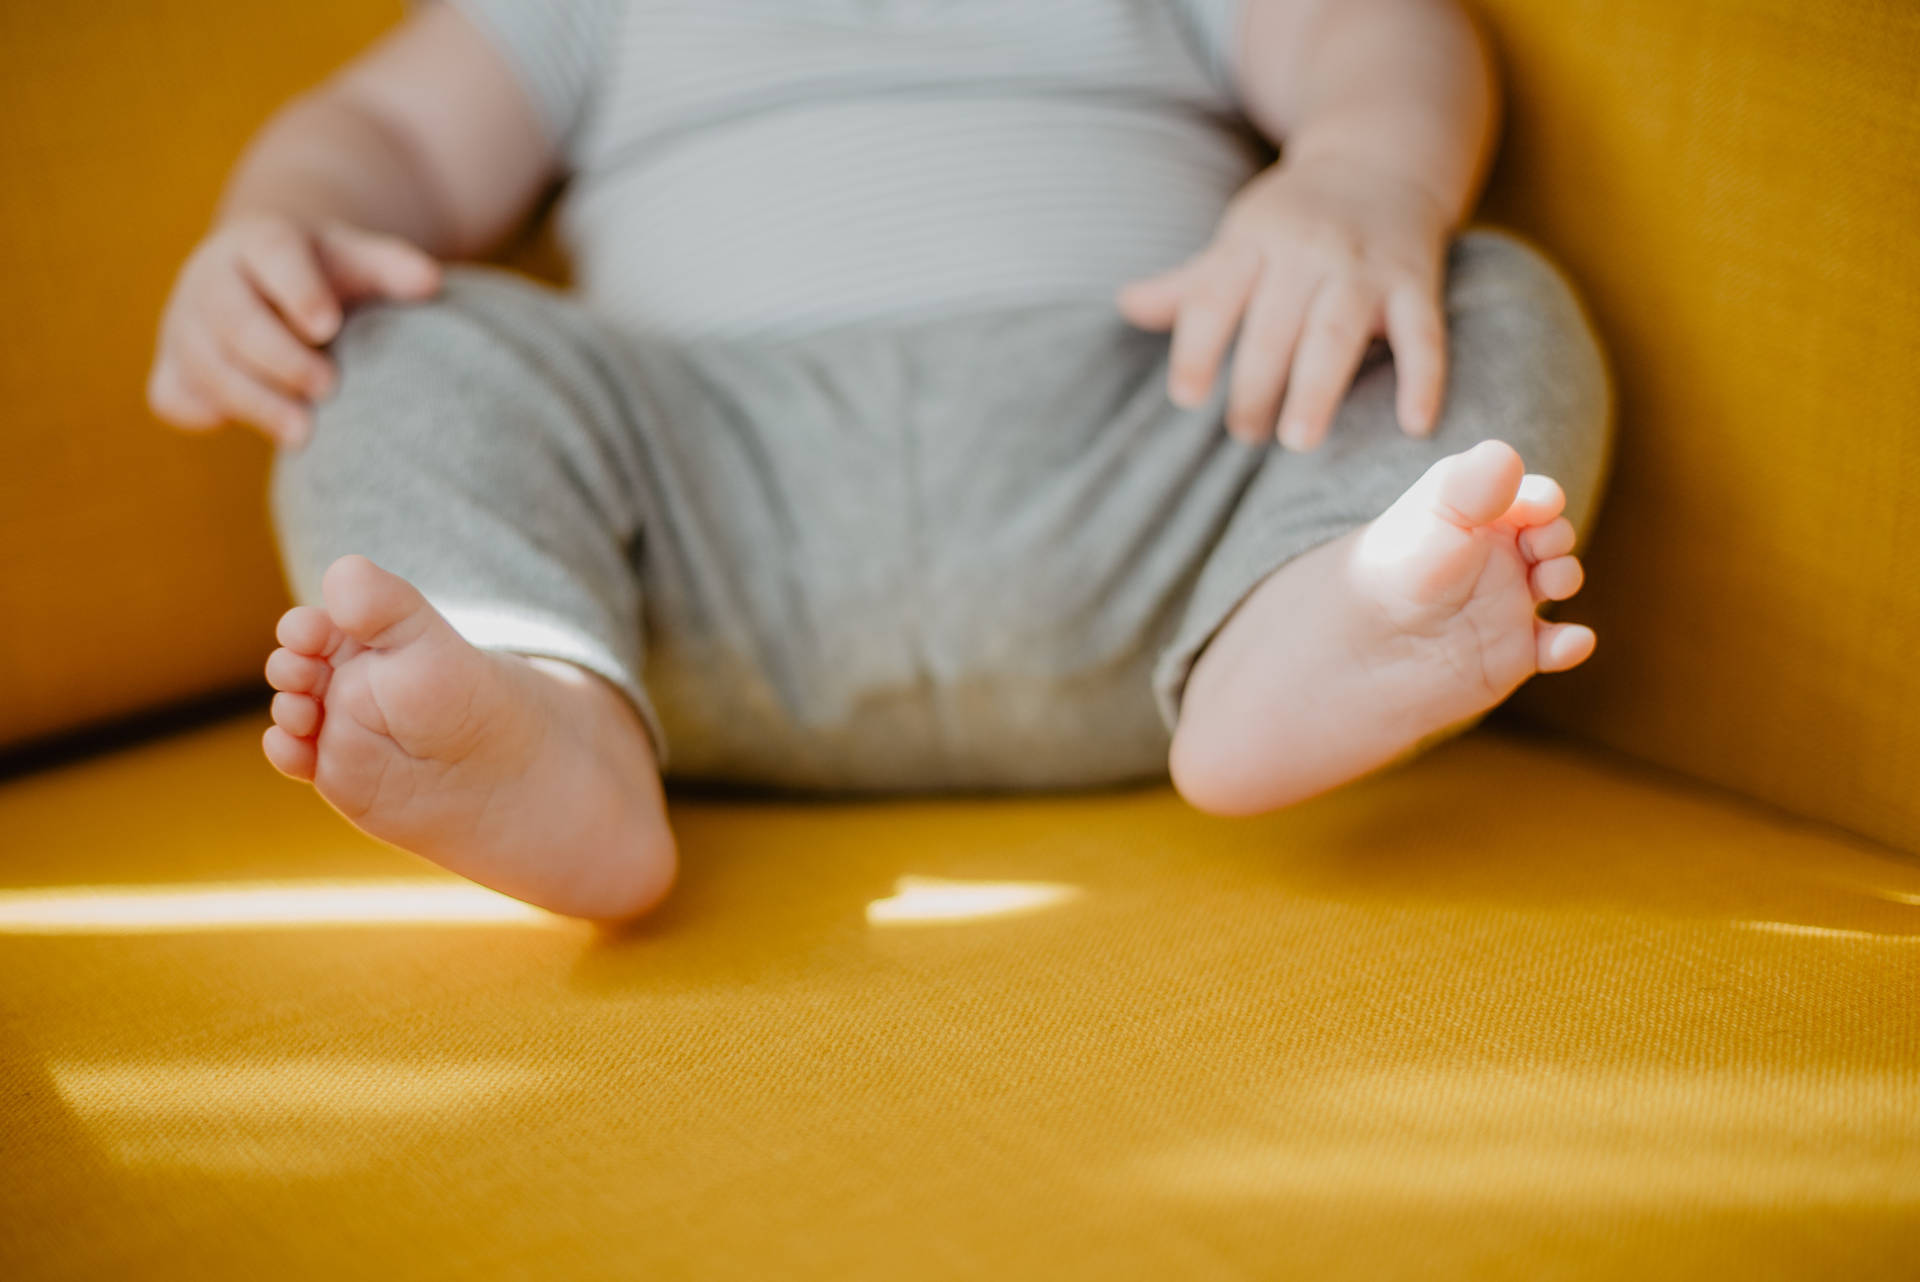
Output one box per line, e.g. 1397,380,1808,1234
149,2,558,446
1120,0,1499,450
220,1,558,257
1235,0,1498,229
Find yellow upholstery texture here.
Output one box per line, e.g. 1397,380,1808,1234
3,718,1916,1277
0,0,402,750
1477,0,1920,851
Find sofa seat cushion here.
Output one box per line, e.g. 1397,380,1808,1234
3,716,1916,1278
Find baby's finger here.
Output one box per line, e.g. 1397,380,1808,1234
1166,249,1259,410
237,225,343,345
1224,262,1316,445
210,273,336,401
179,327,312,446
1384,283,1447,437
317,223,441,303
146,353,222,430
1115,265,1190,332
1276,280,1379,451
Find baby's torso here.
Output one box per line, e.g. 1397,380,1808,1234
556,0,1266,341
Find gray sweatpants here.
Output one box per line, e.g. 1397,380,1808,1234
271,230,1610,794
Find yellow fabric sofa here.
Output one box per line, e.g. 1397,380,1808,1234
3,2,1916,1277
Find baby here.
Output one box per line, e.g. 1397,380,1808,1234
148,0,1609,921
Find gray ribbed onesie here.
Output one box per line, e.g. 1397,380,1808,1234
270,1,1610,793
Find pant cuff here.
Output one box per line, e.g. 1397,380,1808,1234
1149,520,1364,737
435,601,671,771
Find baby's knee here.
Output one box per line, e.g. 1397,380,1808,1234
267,284,495,546
1448,231,1603,375
1443,230,1613,522
287,268,555,474
1447,228,1579,316
323,270,507,402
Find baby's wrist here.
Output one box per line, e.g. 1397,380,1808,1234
1275,143,1456,229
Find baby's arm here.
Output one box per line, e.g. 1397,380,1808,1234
1237,0,1496,231
1119,0,1496,451
148,2,559,448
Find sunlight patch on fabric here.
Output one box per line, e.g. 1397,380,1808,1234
0,880,566,934
1735,920,1920,943
51,1058,549,1175
865,875,1082,927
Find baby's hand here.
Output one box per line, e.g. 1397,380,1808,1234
148,214,440,448
1117,156,1452,451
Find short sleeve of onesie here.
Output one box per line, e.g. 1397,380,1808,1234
1171,0,1246,107
442,0,619,151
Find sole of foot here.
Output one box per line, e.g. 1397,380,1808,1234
1170,439,1594,816
262,554,677,921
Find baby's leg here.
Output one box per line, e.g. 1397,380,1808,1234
264,268,676,920
1160,231,1612,814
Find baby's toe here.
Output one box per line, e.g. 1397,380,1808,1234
1502,474,1567,530
1429,440,1526,527
266,646,331,696
1529,554,1585,603
276,605,341,657
1519,517,1577,564
1535,620,1596,672
271,690,322,738
321,555,432,648
262,724,318,781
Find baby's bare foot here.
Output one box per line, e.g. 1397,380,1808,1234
1170,440,1594,815
262,555,676,920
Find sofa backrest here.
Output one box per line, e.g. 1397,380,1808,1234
1,1,405,751
1476,0,1920,852
3,1,1916,852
